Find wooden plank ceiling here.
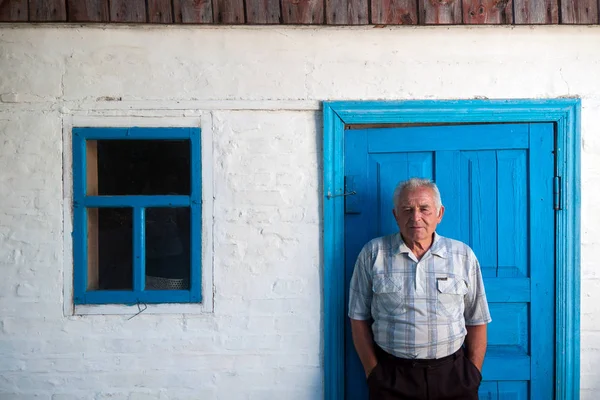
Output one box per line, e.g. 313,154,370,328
0,0,598,24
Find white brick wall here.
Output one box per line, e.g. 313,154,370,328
0,25,599,398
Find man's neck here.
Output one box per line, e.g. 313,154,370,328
402,234,434,260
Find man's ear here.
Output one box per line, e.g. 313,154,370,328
437,205,445,222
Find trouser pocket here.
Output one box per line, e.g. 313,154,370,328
464,357,482,384
367,362,382,387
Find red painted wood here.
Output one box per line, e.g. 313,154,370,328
213,0,245,23
514,0,558,23
463,0,513,23
246,0,281,23
67,0,109,22
109,0,146,22
561,0,598,23
326,0,369,23
418,0,462,23
372,0,418,23
173,0,213,22
29,0,66,21
0,0,28,21
148,0,173,22
281,0,324,23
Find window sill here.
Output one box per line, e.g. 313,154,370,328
74,302,212,315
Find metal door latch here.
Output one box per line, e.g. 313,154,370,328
326,190,357,199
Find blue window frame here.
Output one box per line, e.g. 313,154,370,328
72,127,202,305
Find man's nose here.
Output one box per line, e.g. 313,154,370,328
410,210,422,220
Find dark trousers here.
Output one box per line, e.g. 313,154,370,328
368,345,481,400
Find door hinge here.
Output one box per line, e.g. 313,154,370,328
553,176,562,211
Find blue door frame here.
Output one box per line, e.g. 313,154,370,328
322,99,581,400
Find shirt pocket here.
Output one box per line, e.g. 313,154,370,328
436,277,468,319
372,274,407,315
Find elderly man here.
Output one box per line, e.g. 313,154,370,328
348,178,491,400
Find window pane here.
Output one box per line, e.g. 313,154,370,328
90,140,190,195
145,208,191,290
88,208,133,290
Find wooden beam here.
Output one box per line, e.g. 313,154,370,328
148,0,173,22
418,0,462,23
246,0,281,22
281,0,324,23
109,0,146,22
3,0,592,24
0,0,28,21
326,0,369,23
513,0,558,22
371,0,418,23
67,0,109,22
213,0,245,22
462,0,513,23
173,0,213,22
561,0,598,23
29,0,66,21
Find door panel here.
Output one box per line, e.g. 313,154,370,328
479,382,498,400
497,150,528,278
459,151,498,278
343,123,555,399
367,124,530,152
487,303,528,351
499,381,529,399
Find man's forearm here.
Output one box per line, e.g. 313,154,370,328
350,318,378,377
465,324,487,371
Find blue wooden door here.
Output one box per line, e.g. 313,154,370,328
343,123,555,399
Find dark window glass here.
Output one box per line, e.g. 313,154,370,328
94,140,190,195
88,208,133,290
145,208,191,290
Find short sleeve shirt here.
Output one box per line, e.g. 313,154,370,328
348,233,492,359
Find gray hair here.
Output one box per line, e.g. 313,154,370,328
393,178,443,212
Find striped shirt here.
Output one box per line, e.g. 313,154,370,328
348,232,492,360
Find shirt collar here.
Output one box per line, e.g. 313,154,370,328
395,232,447,258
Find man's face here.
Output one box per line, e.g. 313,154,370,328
393,187,445,244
